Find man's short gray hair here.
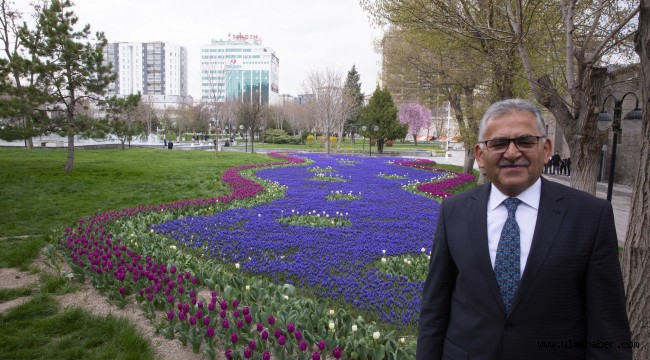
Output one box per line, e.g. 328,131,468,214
478,99,547,141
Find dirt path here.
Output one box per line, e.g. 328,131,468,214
0,258,222,360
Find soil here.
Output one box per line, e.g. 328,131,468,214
0,255,223,360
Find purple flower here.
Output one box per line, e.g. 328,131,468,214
243,306,250,315
263,352,270,360
237,320,244,329
256,323,264,332
274,328,282,338
312,352,321,360
333,347,342,359
230,333,238,344
189,316,197,325
196,310,203,319
197,301,203,308
295,329,302,341
225,349,233,360
178,312,186,321
232,299,239,308
167,295,174,303
220,300,228,310
206,327,215,338
287,323,295,333
244,314,253,324
268,315,275,325
220,310,227,319
233,310,240,318
244,348,252,358
167,310,175,321
119,287,125,295
261,330,269,340
278,335,286,346
222,319,229,329
249,340,256,350
203,316,210,326
208,302,215,311
300,340,308,351
317,340,326,350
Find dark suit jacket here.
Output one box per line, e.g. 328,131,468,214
417,178,631,360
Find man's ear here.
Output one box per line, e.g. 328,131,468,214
474,143,485,168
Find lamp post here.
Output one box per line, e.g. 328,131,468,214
361,126,367,152
239,124,247,153
598,92,643,201
370,125,379,156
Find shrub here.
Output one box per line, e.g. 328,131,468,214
306,134,315,147
385,140,394,147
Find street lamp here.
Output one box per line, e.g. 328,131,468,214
239,124,247,153
598,92,643,201
371,125,379,156
361,126,367,152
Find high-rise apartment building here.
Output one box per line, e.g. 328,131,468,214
103,41,188,109
200,34,280,105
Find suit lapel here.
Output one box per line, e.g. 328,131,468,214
468,185,506,312
510,178,567,314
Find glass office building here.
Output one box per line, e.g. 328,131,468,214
200,34,280,105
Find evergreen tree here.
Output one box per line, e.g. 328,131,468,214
21,0,114,172
103,93,143,149
359,86,404,153
343,65,364,144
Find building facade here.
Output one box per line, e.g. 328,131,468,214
103,42,188,109
200,34,280,105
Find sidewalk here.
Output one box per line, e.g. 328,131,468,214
542,173,631,247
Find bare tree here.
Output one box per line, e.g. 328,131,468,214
622,3,650,358
301,68,354,152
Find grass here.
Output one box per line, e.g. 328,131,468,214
0,294,155,360
0,147,271,360
0,147,270,238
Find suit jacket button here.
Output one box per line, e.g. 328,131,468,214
505,322,514,330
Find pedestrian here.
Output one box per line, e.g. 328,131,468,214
163,138,167,148
167,141,173,150
417,98,630,360
551,151,561,174
559,157,567,175
566,157,571,176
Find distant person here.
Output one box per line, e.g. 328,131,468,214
565,157,571,176
417,98,630,360
550,151,561,174
224,140,230,147
163,138,167,148
167,141,173,150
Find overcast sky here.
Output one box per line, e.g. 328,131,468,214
35,0,384,99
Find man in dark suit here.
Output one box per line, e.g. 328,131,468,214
417,99,631,359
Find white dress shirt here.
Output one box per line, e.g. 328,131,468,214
487,179,541,276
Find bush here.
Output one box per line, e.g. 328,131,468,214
306,134,315,147
385,140,394,147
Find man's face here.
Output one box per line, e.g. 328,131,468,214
475,110,552,197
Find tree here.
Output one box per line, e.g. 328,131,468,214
364,0,639,194
20,0,114,172
623,3,650,358
397,102,431,145
237,100,264,153
302,68,354,153
0,0,50,148
343,65,365,144
103,93,142,149
359,86,403,153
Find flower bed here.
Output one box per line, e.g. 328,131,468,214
59,152,475,359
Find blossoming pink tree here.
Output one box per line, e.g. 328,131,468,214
397,102,432,146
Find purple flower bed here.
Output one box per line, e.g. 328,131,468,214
153,154,474,326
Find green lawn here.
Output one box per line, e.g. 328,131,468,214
0,147,272,360
0,147,270,238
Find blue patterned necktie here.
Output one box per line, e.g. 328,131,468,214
495,197,522,314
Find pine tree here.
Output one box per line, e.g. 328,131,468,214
21,0,114,172
359,86,405,153
343,65,364,144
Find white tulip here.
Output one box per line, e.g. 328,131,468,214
373,331,381,340
329,322,335,330
351,325,358,332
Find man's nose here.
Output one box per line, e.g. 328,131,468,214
503,141,522,157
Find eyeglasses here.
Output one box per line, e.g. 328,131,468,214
480,135,544,153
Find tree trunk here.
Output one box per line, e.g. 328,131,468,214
623,3,650,358
64,132,74,172
533,72,607,195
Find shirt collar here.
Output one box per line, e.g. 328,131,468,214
488,178,542,211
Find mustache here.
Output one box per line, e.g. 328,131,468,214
498,160,530,167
